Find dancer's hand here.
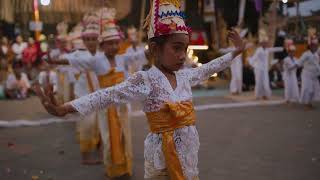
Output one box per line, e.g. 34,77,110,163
43,84,58,106
32,83,69,117
228,29,246,58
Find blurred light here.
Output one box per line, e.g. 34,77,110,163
188,49,194,58
193,56,199,63
197,63,202,67
145,45,149,50
40,0,51,6
211,73,218,78
282,0,288,3
188,45,209,50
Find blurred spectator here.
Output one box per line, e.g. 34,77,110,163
12,35,27,63
0,58,9,99
37,61,58,94
1,37,14,64
22,37,38,67
5,61,31,99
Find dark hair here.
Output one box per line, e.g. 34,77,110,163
148,34,171,47
12,60,23,69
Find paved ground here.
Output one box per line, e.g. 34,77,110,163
1,90,320,180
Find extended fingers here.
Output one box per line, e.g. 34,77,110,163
228,30,240,41
32,83,45,98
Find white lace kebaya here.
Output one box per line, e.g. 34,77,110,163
71,52,234,179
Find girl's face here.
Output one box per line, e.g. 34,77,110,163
101,39,121,57
82,36,98,52
151,34,189,71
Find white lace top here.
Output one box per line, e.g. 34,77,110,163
71,52,233,179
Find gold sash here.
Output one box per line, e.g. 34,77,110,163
98,68,131,177
145,101,196,180
98,68,125,88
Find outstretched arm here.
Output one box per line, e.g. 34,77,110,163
44,49,70,65
34,72,150,117
267,47,284,53
185,30,245,86
122,49,149,68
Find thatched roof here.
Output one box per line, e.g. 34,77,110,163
0,0,132,24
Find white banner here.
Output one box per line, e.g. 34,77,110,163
29,21,43,31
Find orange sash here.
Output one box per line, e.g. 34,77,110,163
98,68,131,177
145,101,196,180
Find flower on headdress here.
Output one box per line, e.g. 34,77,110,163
157,22,172,35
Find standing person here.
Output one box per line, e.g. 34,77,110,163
64,14,103,165
220,46,243,95
93,8,148,177
249,29,283,100
219,27,250,95
38,61,58,95
125,26,147,74
47,14,103,164
1,37,14,65
33,0,245,179
51,21,78,103
22,37,38,78
46,8,148,177
12,35,27,63
297,35,320,109
283,44,300,103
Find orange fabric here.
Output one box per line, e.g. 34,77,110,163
145,101,196,180
98,69,131,177
105,106,131,177
98,68,125,88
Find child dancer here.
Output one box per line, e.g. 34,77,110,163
125,26,148,74
297,35,320,109
219,27,250,95
34,0,245,179
52,22,78,103
283,44,300,103
249,29,283,100
46,13,103,165
46,8,148,178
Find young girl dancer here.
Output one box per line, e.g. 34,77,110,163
35,0,245,179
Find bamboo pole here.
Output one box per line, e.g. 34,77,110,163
138,0,146,43
33,0,41,41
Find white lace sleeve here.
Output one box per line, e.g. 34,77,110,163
182,53,233,86
70,71,150,116
219,47,236,54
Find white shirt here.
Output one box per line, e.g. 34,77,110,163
298,50,320,78
12,42,27,60
38,71,58,92
6,72,30,90
249,47,283,70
